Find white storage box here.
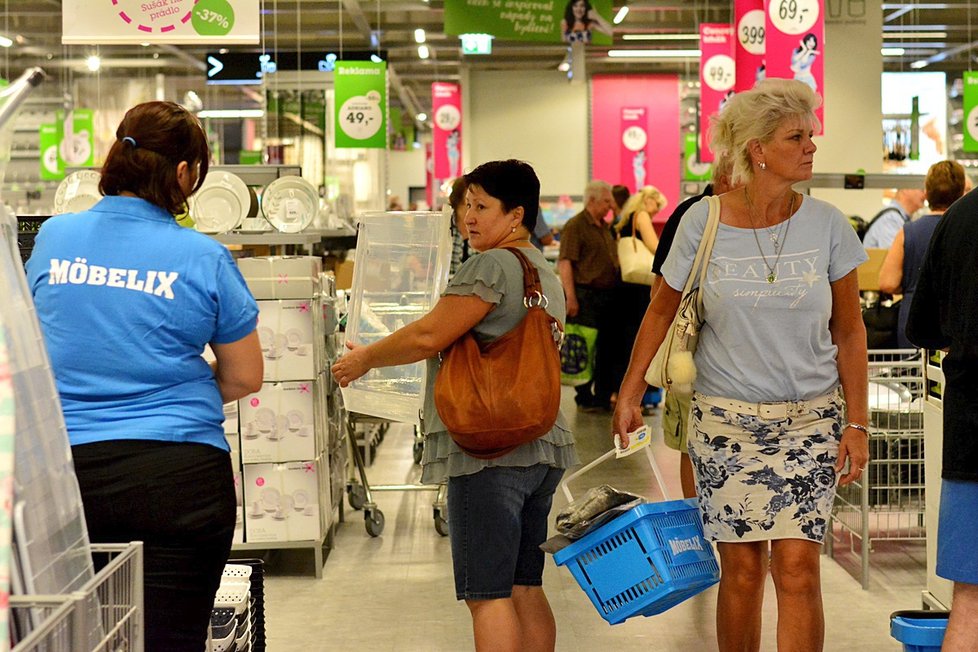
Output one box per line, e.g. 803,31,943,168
243,457,330,543
238,380,325,463
237,255,323,300
223,402,239,436
340,211,450,425
257,299,319,381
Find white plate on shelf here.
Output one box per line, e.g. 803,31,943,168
53,170,102,215
261,176,318,233
190,171,251,233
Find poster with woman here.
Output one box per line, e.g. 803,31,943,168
765,0,825,132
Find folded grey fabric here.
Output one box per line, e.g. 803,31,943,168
540,485,645,553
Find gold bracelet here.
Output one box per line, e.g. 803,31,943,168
845,422,870,435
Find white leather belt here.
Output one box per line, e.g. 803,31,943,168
694,389,841,420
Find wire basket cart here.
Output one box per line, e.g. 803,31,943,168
11,541,144,652
346,413,448,538
828,350,926,589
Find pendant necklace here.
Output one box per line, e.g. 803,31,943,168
744,187,795,283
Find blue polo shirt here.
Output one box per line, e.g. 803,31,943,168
26,195,258,450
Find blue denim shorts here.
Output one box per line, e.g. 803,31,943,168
447,464,564,601
937,479,978,584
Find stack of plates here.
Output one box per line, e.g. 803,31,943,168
228,558,266,651
261,176,318,233
53,170,102,214
190,172,252,233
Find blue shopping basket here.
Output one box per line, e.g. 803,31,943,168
553,444,720,624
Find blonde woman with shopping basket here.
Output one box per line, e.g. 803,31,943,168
612,78,869,651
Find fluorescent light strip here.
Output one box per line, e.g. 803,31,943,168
198,109,264,119
622,33,700,41
883,31,947,38
881,47,906,56
613,6,629,24
608,49,701,58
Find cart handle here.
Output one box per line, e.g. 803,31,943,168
560,444,670,504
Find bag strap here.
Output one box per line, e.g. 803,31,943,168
504,247,544,302
680,195,722,298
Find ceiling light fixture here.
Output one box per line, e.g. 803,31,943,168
415,28,426,44
881,47,906,56
607,49,701,58
198,109,264,119
883,31,947,39
910,60,929,69
613,6,629,24
416,112,428,122
0,36,12,48
622,33,699,41
370,54,383,63
418,44,430,59
85,55,101,72
557,61,571,71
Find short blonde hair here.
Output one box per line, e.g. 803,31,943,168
709,78,821,185
617,185,668,233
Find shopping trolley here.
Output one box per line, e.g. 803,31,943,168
828,349,926,589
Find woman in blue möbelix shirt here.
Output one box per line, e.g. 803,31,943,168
27,101,262,652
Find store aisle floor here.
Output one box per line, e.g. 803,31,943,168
260,388,925,651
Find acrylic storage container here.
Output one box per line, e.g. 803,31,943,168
340,210,451,425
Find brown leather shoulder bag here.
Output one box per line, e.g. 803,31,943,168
434,247,563,459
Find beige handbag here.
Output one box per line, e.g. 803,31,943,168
618,234,655,286
644,195,721,394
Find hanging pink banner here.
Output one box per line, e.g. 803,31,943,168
591,75,680,236
431,82,462,179
764,0,824,132
735,0,766,92
699,23,735,163
425,142,434,209
620,107,649,193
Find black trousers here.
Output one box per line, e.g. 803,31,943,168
72,440,236,652
569,284,617,406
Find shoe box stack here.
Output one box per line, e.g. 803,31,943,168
233,256,334,545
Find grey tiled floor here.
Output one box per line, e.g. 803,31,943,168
260,388,924,651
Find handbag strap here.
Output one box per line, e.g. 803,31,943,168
504,247,544,303
682,195,721,311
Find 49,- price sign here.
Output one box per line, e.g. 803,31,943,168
699,23,735,163
62,0,258,44
334,61,387,149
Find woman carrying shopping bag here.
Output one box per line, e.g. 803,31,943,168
612,79,869,652
332,159,577,652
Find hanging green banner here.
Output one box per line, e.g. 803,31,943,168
444,0,613,45
682,132,712,182
39,123,62,181
963,72,978,152
334,61,387,149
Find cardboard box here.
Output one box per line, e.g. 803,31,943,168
239,380,325,463
243,457,330,543
333,260,354,290
257,299,319,381
238,256,323,300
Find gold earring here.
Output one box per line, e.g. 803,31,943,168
759,161,767,170
511,226,517,233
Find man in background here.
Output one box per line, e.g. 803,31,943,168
863,187,925,249
558,180,618,411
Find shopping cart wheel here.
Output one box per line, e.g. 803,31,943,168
433,508,449,537
348,484,367,511
365,508,385,537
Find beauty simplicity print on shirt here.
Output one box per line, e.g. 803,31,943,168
709,247,823,310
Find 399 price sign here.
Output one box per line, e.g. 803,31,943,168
734,0,766,92
699,23,735,163
334,61,387,149
764,0,824,132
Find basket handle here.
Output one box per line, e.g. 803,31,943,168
559,444,670,504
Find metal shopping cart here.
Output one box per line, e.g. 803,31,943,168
828,350,926,589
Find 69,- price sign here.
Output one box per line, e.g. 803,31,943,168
699,23,735,162
764,0,824,131
334,61,387,149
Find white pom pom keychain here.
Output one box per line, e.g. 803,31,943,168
667,348,697,395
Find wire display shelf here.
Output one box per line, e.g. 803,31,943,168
828,350,926,589
11,542,143,652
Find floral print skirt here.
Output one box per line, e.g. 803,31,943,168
687,392,844,544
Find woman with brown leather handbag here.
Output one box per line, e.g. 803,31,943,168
332,159,578,652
